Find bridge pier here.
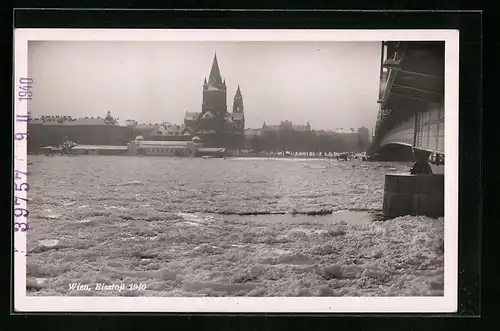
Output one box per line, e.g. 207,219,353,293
382,172,444,218
374,143,433,162
413,148,432,161
376,144,414,161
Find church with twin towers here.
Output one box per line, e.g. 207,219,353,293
183,53,245,137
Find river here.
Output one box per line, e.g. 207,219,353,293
25,155,444,297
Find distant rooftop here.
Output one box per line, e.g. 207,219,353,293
262,120,311,131
72,145,128,151
333,128,357,134
31,114,121,126
132,140,194,146
150,123,186,136
198,148,226,152
244,128,261,136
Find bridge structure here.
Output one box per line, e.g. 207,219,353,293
368,41,445,161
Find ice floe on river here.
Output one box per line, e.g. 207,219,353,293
25,156,444,297
26,211,444,297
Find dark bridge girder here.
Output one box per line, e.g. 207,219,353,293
370,41,444,161
375,143,432,162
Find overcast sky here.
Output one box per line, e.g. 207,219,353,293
28,41,381,131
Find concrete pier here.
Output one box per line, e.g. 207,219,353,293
382,172,444,218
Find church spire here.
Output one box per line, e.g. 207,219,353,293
208,52,223,85
233,85,244,113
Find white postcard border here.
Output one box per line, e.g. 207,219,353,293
13,29,459,313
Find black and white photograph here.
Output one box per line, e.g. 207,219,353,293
13,29,458,312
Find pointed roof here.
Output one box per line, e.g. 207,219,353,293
224,118,236,128
208,53,223,84
235,85,242,97
204,77,207,84
201,111,214,120
182,127,193,135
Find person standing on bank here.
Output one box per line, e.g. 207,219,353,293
410,149,433,175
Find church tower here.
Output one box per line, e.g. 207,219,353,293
202,53,227,117
231,85,245,133
233,85,244,113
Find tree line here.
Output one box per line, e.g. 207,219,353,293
247,130,368,153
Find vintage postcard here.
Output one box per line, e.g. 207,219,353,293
13,29,459,313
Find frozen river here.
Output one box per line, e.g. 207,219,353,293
25,155,444,297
